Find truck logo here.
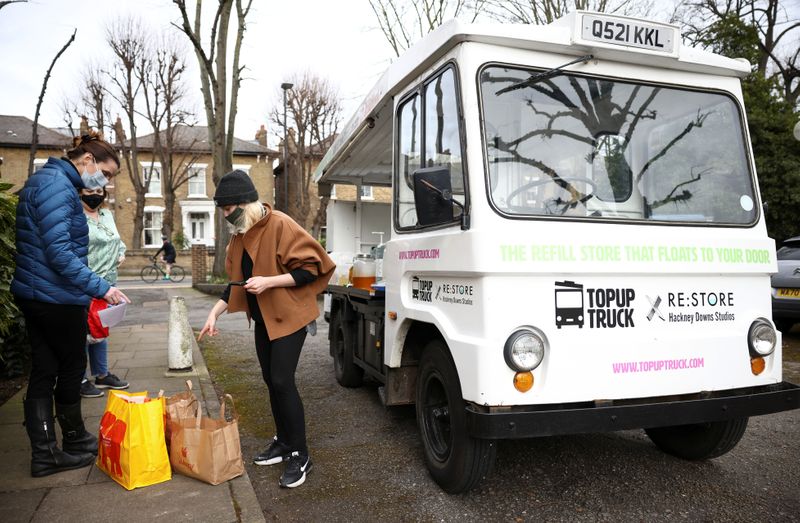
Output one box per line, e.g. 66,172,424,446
555,281,584,328
411,277,433,302
647,295,664,321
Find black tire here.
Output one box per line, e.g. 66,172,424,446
645,417,748,460
140,266,159,283
331,310,363,387
170,265,186,283
416,340,496,493
774,319,795,334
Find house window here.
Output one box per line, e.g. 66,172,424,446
188,164,207,197
360,185,373,200
32,158,47,173
142,162,162,197
143,209,163,247
232,164,252,175
189,212,208,242
331,185,338,199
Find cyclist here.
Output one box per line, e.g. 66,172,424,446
154,236,176,280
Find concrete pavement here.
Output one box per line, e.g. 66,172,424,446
0,280,265,523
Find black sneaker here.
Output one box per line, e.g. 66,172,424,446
80,379,104,398
279,452,313,488
253,436,291,466
94,373,129,390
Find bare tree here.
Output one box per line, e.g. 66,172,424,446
369,0,486,57
105,16,149,249
28,29,76,178
137,35,199,240
679,0,799,107
271,73,342,237
172,0,253,276
482,0,650,24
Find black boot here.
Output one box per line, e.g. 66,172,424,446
23,397,94,477
56,401,98,456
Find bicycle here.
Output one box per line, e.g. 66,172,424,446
140,257,186,283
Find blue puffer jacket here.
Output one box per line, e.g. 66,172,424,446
11,157,110,306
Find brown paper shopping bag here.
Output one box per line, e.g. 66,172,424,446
169,394,244,485
165,380,199,447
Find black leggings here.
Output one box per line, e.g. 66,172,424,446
254,323,308,454
18,298,88,404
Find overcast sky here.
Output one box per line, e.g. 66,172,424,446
0,0,393,146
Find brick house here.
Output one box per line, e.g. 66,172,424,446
0,115,72,189
113,125,278,257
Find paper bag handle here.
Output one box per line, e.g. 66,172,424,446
185,379,193,392
194,397,204,429
219,394,238,421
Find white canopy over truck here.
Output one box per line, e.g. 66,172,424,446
314,11,800,493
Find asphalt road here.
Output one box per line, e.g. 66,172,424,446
119,284,800,522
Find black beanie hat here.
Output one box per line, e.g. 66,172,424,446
213,169,259,207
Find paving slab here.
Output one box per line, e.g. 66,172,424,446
0,489,47,523
0,286,265,522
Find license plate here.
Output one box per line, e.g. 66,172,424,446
581,14,676,53
777,288,800,298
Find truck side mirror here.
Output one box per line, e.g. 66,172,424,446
412,166,467,228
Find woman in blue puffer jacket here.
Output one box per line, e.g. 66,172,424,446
12,131,130,478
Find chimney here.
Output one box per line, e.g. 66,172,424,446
255,124,267,146
79,115,90,136
113,115,127,144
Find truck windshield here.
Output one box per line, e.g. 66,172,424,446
480,65,757,224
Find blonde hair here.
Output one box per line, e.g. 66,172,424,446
232,201,266,234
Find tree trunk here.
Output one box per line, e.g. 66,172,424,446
29,29,76,178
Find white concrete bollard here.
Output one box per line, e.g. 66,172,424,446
168,296,194,371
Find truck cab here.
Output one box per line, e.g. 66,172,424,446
314,11,800,494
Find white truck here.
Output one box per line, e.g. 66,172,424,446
313,11,800,493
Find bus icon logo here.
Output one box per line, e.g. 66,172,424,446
555,281,584,328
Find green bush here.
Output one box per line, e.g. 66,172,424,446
0,183,29,377
173,230,191,250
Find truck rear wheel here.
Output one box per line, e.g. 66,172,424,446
416,340,496,493
645,417,748,460
331,310,363,387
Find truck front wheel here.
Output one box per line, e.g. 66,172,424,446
645,417,748,460
416,340,496,493
331,310,363,387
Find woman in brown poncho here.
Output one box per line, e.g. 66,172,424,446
199,169,335,489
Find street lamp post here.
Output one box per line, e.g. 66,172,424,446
281,82,293,213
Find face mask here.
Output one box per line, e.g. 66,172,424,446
81,194,105,210
81,159,108,190
225,207,244,226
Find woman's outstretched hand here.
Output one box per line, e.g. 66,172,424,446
198,314,218,341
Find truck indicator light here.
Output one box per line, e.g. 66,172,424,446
750,357,765,376
514,372,534,392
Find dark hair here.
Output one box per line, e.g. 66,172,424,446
66,130,120,168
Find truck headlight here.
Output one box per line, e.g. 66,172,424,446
504,328,547,372
748,318,776,357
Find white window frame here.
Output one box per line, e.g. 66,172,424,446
143,205,164,247
32,158,47,173
360,185,374,200
232,163,252,175
188,212,209,242
187,163,207,197
141,162,162,197
331,184,338,199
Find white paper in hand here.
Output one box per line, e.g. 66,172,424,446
98,302,127,328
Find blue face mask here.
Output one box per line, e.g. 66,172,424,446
81,159,108,190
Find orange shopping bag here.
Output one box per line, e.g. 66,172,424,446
97,390,171,490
